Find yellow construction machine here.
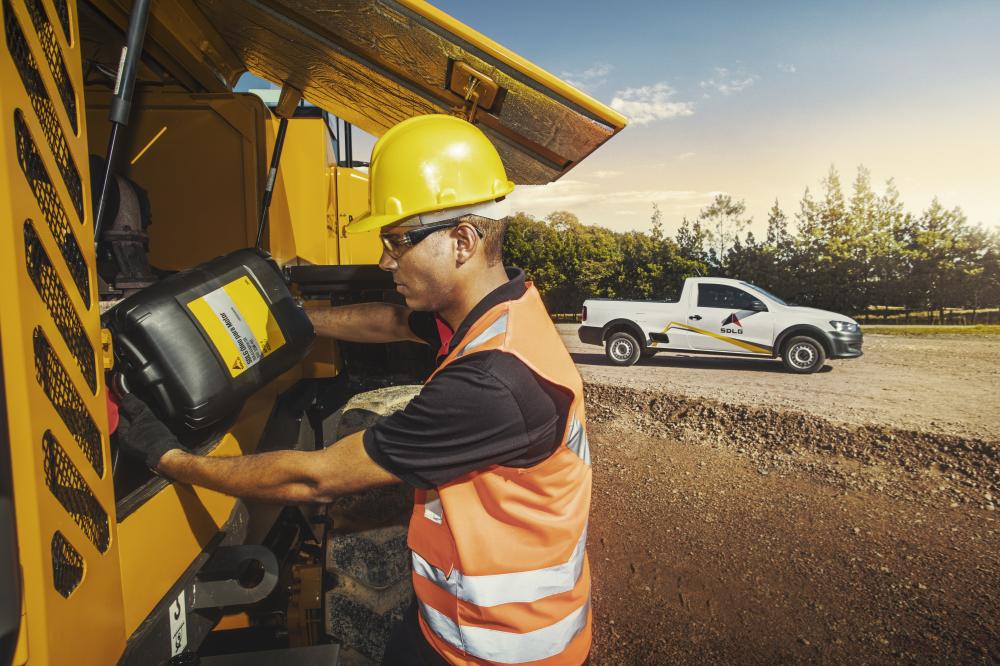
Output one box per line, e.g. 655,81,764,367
0,0,625,663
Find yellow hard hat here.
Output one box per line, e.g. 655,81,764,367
347,115,515,234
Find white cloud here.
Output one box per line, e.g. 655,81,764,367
609,83,695,125
561,62,614,92
582,63,613,79
511,179,717,211
699,67,759,95
777,63,797,73
675,152,696,161
591,169,624,179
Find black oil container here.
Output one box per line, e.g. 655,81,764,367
107,249,314,430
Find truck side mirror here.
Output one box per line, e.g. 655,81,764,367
751,300,767,312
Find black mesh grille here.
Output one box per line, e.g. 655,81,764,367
24,0,77,134
51,0,68,42
24,221,96,393
5,0,83,219
51,531,83,597
43,431,109,552
33,328,103,477
14,110,90,308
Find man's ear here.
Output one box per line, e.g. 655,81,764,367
453,223,480,266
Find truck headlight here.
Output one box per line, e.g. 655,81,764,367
830,321,858,333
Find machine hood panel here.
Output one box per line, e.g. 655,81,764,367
186,0,627,183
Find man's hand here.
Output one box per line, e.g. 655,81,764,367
116,393,183,471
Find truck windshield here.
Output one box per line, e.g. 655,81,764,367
739,282,788,306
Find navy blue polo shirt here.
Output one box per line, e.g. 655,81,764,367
362,268,572,489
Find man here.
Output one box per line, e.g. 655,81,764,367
119,114,593,665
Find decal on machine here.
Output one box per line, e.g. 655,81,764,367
169,589,187,656
186,276,287,377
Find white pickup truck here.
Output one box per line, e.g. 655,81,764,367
578,277,863,373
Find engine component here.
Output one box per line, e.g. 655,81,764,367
191,545,279,610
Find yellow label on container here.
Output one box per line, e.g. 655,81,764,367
186,276,286,377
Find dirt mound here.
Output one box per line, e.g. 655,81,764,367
584,383,999,509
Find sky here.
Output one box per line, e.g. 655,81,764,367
240,1,1000,237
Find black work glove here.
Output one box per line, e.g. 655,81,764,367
116,393,182,470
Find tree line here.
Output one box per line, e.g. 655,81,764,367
503,166,1000,322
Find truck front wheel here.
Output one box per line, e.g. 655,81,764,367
605,331,642,366
781,336,826,374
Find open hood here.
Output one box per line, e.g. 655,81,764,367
82,0,627,184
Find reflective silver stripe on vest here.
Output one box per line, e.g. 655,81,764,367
456,313,509,358
419,597,590,664
412,525,587,607
566,416,591,465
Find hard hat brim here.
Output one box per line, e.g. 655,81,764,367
346,180,515,235
345,212,407,235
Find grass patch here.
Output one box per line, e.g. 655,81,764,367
864,324,1000,336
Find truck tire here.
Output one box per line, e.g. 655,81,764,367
605,331,641,366
321,385,421,665
781,336,826,374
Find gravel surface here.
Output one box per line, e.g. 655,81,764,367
561,327,1000,663
586,419,998,664
559,325,1000,442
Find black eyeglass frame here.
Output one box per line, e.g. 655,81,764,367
379,219,483,257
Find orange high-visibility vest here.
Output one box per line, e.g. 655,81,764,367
408,284,593,665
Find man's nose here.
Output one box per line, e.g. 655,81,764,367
378,248,397,272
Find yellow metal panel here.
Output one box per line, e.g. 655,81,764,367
115,371,295,634
12,610,27,664
85,90,267,271
266,119,382,267
299,335,342,380
265,116,335,266
334,167,382,265
0,0,127,664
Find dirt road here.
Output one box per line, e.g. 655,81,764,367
563,328,1000,663
559,326,1000,441
586,417,998,664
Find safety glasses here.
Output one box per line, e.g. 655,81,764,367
379,219,483,258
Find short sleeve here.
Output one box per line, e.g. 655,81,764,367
363,357,546,489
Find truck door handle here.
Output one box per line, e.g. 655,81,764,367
689,315,702,321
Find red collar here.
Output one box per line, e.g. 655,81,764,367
434,315,454,361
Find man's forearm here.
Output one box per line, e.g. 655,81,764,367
155,431,400,503
307,302,420,343
157,449,321,503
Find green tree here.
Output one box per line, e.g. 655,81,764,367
649,202,664,242
870,178,910,314
904,198,973,321
675,216,710,269
791,166,876,313
504,166,996,322
698,194,751,268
